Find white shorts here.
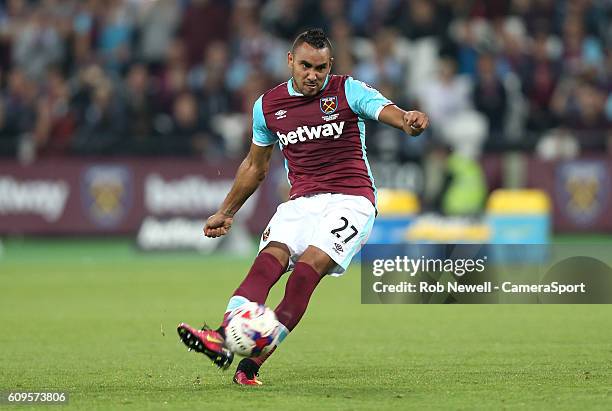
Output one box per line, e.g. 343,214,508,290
258,193,376,276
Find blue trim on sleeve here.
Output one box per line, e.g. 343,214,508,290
252,95,277,146
344,77,392,120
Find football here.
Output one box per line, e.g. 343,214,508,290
224,302,280,357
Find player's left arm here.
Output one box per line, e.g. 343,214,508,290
344,77,428,136
378,105,429,136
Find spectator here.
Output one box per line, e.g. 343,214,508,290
472,53,508,139
121,63,156,153
560,16,604,76
551,78,610,150
261,0,310,41
72,81,125,155
416,56,472,141
394,0,447,41
521,30,562,132
495,17,530,79
12,6,64,80
449,18,489,79
156,91,222,158
180,0,230,67
3,68,37,144
188,41,231,93
509,0,556,35
97,0,135,73
348,0,400,38
226,8,286,91
34,69,76,156
155,38,189,114
353,28,404,90
70,0,96,68
136,0,180,67
0,0,29,71
196,49,235,126
0,69,15,156
329,18,355,75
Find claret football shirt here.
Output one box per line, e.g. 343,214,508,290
252,74,393,206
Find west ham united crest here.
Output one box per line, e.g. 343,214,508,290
262,227,271,242
81,165,133,228
320,96,338,115
556,160,609,225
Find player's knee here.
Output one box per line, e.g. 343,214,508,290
298,247,335,275
260,242,290,270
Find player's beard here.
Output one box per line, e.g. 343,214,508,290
292,74,320,96
299,79,320,96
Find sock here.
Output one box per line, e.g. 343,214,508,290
246,265,319,370
234,252,286,303
243,322,289,370
274,262,323,331
219,252,286,331
229,260,322,372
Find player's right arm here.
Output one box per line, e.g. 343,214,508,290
204,143,274,238
205,95,277,238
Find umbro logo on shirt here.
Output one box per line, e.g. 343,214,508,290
276,121,345,146
275,110,287,119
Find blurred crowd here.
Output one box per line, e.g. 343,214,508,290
0,0,610,161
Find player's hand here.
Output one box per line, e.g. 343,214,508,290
402,110,429,136
204,213,233,238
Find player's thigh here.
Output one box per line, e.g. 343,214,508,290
310,195,376,274
258,198,314,263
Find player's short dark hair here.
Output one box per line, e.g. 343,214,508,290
292,28,333,54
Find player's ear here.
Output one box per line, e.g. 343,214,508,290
287,52,293,69
328,57,334,72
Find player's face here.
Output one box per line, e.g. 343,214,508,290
288,43,333,97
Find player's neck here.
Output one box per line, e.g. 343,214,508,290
290,78,302,95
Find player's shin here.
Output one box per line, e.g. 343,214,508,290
234,263,320,382
238,263,320,375
274,262,323,331
219,252,286,331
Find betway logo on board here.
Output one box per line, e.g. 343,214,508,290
0,176,69,222
277,121,345,145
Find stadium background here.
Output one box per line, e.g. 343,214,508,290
1,0,611,409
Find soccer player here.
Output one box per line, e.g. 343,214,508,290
177,28,428,385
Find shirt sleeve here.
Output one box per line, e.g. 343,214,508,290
344,76,394,121
252,95,277,146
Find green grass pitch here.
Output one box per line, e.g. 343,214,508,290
1,238,612,410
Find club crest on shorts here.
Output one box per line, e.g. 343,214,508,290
262,227,271,242
320,96,338,115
